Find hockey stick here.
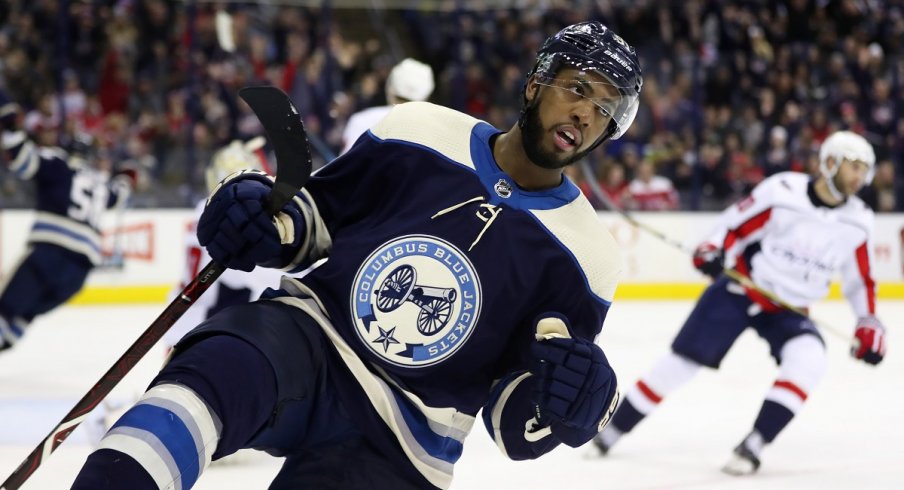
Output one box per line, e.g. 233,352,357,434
578,160,852,345
0,86,313,490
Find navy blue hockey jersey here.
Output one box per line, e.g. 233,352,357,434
269,102,622,488
2,130,129,264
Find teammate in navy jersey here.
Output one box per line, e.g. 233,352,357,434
72,21,643,490
593,131,888,475
0,92,135,352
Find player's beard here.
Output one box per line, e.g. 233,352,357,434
520,101,594,170
832,171,858,198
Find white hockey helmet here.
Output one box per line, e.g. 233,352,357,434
205,137,266,192
818,130,875,184
386,58,435,102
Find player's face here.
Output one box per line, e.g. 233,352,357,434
833,158,871,196
521,68,618,170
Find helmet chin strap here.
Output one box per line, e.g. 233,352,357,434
825,170,846,201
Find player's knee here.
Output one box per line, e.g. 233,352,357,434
778,334,827,390
155,334,278,457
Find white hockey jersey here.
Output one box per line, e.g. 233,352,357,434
703,172,876,316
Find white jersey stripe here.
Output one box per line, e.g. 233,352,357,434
99,430,182,490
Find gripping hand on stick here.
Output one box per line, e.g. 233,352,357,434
692,242,724,279
198,171,303,272
851,315,887,365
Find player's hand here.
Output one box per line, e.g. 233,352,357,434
851,315,886,365
197,174,299,271
692,242,723,279
112,168,139,191
0,90,19,131
530,314,618,447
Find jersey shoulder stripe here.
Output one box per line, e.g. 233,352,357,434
368,101,481,171
529,196,622,304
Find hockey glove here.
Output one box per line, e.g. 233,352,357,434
692,242,724,279
111,168,138,193
0,90,18,131
851,315,886,365
530,315,618,448
197,173,301,272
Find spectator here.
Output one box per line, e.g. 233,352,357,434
626,160,679,211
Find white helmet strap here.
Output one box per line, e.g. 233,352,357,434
819,157,845,201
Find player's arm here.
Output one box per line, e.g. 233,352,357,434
481,313,617,460
0,92,40,180
692,176,778,277
839,232,886,365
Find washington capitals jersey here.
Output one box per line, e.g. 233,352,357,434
265,102,622,488
702,172,876,316
2,130,128,264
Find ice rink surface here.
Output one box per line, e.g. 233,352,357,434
1,299,901,489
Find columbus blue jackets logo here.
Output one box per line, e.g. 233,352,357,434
351,235,482,367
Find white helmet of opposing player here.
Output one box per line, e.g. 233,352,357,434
386,58,435,103
818,130,875,198
205,137,266,192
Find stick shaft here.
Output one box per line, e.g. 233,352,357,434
0,261,224,490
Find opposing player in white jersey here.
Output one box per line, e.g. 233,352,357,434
162,138,284,350
73,22,641,489
340,57,434,155
593,130,888,474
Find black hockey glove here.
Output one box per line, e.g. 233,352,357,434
530,315,619,448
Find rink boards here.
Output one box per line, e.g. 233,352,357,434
1,209,903,303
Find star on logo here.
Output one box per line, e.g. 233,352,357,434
372,326,400,353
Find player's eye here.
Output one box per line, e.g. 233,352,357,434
567,82,586,97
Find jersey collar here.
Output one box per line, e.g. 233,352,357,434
469,122,581,210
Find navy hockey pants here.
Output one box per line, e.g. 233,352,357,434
671,275,824,368
0,243,92,323
71,300,435,490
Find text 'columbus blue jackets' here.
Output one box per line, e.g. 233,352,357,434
267,102,623,488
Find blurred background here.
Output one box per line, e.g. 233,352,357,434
0,0,901,212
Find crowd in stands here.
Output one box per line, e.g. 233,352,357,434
0,0,901,211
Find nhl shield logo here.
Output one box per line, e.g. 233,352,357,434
351,235,482,367
494,179,513,198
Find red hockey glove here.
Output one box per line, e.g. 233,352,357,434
851,316,886,365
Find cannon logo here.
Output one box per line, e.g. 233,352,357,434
351,235,482,367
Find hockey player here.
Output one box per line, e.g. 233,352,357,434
340,57,435,154
0,92,136,352
162,138,284,351
72,21,642,490
593,130,887,475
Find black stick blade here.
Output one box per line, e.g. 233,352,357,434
239,86,313,214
